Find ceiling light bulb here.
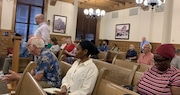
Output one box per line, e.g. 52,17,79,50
136,0,143,4
84,9,89,15
143,0,148,6
89,8,94,16
100,10,106,16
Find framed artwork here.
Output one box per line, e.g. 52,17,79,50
53,15,67,34
115,23,130,39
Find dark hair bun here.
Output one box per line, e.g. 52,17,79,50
80,40,99,55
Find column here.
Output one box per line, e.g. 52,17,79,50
161,0,174,43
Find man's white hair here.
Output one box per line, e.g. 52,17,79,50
29,37,45,48
143,43,152,50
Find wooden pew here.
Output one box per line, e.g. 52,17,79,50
136,64,151,72
7,61,42,95
96,79,139,95
132,71,143,86
113,59,151,72
18,54,33,73
14,65,47,95
92,67,107,95
58,48,65,60
14,72,47,95
106,51,118,63
112,59,137,70
7,36,22,92
97,51,107,61
59,61,72,77
93,59,138,86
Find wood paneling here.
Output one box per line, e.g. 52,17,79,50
0,29,14,57
98,39,163,54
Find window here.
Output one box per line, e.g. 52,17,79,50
15,0,44,41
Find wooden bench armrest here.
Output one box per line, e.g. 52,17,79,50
92,68,107,95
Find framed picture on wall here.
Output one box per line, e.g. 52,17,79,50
115,23,130,39
53,15,67,34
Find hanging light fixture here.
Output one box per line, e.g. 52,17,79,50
83,0,106,19
136,0,165,10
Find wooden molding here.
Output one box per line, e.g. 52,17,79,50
50,0,57,6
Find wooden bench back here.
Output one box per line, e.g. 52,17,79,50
18,54,33,73
12,61,37,94
97,51,107,61
58,48,65,60
93,59,137,85
136,64,151,72
132,71,143,86
113,59,137,70
16,72,47,95
59,61,72,77
106,51,118,63
96,79,139,95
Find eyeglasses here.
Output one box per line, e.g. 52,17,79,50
152,58,170,64
27,44,33,47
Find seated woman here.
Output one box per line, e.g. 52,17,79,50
137,44,180,95
55,40,99,95
64,40,79,64
49,37,60,56
126,44,137,60
110,44,119,52
64,38,75,63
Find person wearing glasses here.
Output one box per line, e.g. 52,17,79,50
1,37,62,88
137,44,180,95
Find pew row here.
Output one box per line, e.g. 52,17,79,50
96,79,139,95
59,61,138,95
7,61,46,95
97,51,107,61
107,51,127,63
93,59,138,86
112,59,152,72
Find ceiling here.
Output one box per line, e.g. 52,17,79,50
58,0,138,12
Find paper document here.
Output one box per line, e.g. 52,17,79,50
43,88,61,94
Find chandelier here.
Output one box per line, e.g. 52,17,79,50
83,0,106,18
136,0,166,10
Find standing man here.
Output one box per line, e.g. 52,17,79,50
34,14,50,46
140,37,149,53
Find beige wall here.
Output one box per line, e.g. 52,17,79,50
47,1,75,40
1,0,180,43
171,0,180,44
1,0,13,30
0,0,76,40
100,1,180,44
100,7,165,43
